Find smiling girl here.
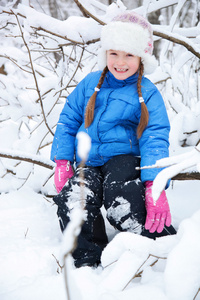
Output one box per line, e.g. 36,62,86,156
51,11,176,268
106,50,141,80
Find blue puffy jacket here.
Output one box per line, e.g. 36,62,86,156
51,70,170,183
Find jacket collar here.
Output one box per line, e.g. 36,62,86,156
103,71,139,88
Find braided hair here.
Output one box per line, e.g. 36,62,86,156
137,62,149,138
85,66,108,128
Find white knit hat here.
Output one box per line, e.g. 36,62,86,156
98,11,158,74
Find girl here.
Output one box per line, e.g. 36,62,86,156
51,11,176,268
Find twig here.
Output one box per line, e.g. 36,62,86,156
0,54,33,74
42,170,54,187
73,0,106,25
16,170,32,190
153,29,200,59
63,216,85,300
55,47,85,96
172,172,200,181
35,26,85,45
12,11,54,136
122,254,151,290
52,254,64,274
0,151,55,170
78,161,86,210
194,288,200,300
24,228,29,238
135,258,159,278
123,253,167,290
63,159,86,300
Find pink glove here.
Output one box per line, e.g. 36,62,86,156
54,160,74,193
145,181,171,233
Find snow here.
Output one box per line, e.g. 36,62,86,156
0,0,200,299
0,180,200,300
149,144,200,200
17,4,102,44
77,132,91,161
164,210,200,300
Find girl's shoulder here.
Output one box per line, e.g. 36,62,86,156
141,76,161,100
73,71,102,94
141,76,157,91
83,70,102,87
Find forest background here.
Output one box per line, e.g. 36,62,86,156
0,1,200,300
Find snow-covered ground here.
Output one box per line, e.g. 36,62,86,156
0,179,200,300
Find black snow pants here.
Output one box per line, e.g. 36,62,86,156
53,154,176,267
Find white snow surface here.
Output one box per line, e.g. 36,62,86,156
0,181,200,300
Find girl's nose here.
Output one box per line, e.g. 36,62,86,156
117,56,126,65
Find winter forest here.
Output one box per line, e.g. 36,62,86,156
0,0,200,299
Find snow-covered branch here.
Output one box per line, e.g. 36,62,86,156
134,0,179,15
12,10,54,136
139,144,200,200
76,0,200,60
73,0,106,25
1,5,100,45
153,28,200,59
0,0,199,195
62,133,91,299
0,149,55,170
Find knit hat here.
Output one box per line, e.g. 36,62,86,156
98,11,158,74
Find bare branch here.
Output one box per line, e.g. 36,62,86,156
12,11,54,136
153,29,200,59
52,254,64,273
172,172,200,181
2,8,99,45
55,47,85,95
0,54,33,74
33,25,85,45
0,150,55,170
73,0,106,25
194,288,200,300
134,0,179,15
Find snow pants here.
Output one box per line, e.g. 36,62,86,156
53,154,176,267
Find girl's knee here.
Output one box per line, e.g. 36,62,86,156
105,197,144,234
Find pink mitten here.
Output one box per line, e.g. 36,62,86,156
54,160,74,193
145,181,171,233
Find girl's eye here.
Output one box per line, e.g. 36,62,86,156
127,53,134,57
110,52,117,56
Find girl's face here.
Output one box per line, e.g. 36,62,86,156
106,50,140,80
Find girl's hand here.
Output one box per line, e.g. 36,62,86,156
54,160,74,193
144,181,171,233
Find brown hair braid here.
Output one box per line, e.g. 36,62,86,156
137,62,149,138
85,66,108,128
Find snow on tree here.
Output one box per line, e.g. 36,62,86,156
0,1,200,300
0,0,199,194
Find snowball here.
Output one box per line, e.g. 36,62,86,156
77,132,91,161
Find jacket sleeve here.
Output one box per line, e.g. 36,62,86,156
50,77,86,162
139,87,170,184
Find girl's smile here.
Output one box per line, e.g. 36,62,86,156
106,50,140,80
